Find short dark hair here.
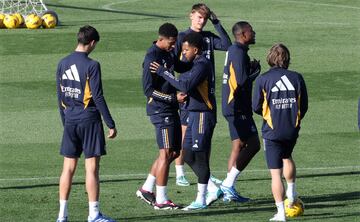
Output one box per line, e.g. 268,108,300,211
191,3,210,19
77,25,100,45
158,23,178,38
183,32,203,51
232,21,250,37
267,43,291,69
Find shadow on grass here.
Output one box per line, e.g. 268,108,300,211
300,212,360,220
122,191,360,221
0,177,143,190
122,205,275,221
47,3,178,19
242,171,360,182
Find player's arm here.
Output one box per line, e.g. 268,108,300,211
209,11,231,51
89,62,116,130
142,59,177,104
299,75,308,119
230,49,249,87
151,61,206,93
56,64,65,126
252,76,264,115
173,54,193,73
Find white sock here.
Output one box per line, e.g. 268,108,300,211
275,201,285,217
286,182,296,203
195,183,207,205
156,185,168,204
175,165,185,177
142,174,156,192
207,178,219,193
58,200,68,219
88,201,100,219
222,167,240,187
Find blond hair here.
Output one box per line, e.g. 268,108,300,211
267,43,290,69
191,3,210,19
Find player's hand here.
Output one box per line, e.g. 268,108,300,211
177,92,187,103
249,59,261,80
108,128,117,139
150,62,161,73
209,11,219,24
250,59,260,71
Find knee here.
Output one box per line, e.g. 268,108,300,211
159,149,174,163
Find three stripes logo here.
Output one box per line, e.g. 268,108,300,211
62,64,80,82
271,75,295,92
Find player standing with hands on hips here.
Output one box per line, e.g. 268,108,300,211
253,43,308,222
56,25,117,222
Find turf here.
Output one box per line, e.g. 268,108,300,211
0,0,359,221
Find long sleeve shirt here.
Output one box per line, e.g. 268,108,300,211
142,43,179,116
157,55,216,113
56,51,115,129
174,21,231,111
222,42,255,117
252,67,308,141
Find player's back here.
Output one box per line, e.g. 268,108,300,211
57,51,101,123
256,67,307,140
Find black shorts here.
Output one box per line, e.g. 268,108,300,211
225,115,258,141
264,139,297,169
60,120,106,158
150,114,181,151
183,111,216,152
179,109,189,126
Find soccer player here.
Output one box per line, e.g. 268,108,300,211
150,32,216,210
173,2,231,188
55,25,117,222
252,43,308,222
217,21,261,204
137,23,185,210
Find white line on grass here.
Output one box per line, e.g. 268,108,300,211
1,165,359,182
273,0,360,10
102,0,143,11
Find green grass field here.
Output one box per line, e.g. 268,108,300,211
1,0,359,221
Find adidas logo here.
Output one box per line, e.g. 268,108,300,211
62,64,80,82
271,75,295,92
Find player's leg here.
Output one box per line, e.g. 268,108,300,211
183,150,210,210
57,123,82,222
184,112,216,210
82,120,115,222
58,157,78,221
236,135,260,171
283,140,297,206
85,157,100,219
283,157,296,205
265,139,286,222
174,110,190,186
153,115,181,209
136,159,157,205
269,168,286,222
220,116,258,202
